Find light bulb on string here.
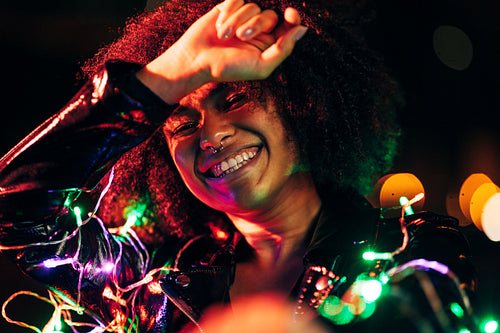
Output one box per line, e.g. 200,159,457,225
449,302,465,319
362,251,393,261
366,173,425,218
483,320,499,333
359,279,383,303
73,206,83,227
120,215,138,235
399,196,414,215
459,173,500,241
481,193,500,241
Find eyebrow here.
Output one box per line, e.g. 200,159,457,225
170,105,190,117
208,83,230,98
170,83,233,117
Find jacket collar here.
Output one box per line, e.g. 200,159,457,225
303,192,380,269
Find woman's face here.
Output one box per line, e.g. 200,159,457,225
163,82,309,216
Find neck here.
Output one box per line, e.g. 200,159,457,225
226,176,322,269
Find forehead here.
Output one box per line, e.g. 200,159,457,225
176,81,264,109
177,82,225,108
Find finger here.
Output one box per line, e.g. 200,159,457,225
215,0,245,28
217,3,262,39
245,33,276,52
258,25,308,74
272,7,302,40
235,9,279,41
284,7,301,25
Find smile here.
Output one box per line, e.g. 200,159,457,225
211,148,259,178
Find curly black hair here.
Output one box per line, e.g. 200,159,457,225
82,0,402,244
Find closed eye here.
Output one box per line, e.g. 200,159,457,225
173,121,199,136
223,93,247,112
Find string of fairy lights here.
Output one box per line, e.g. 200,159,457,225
0,169,179,333
1,174,499,332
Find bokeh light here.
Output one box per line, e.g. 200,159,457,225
483,320,499,333
360,280,383,303
433,25,473,71
482,193,500,241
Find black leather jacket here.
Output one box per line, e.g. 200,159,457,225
0,62,478,332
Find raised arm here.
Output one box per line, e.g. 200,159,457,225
137,0,307,104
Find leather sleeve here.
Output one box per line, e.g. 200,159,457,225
0,60,176,246
0,61,177,323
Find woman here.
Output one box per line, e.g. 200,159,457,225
0,0,475,332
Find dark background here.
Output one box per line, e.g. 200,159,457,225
0,0,499,331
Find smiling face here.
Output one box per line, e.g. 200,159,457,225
163,81,312,217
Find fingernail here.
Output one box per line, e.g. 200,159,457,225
294,26,308,41
222,26,233,39
241,27,254,39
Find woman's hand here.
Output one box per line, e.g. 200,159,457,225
137,0,307,104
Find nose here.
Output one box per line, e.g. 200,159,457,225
199,112,234,152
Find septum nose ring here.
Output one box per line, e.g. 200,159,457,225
207,141,224,154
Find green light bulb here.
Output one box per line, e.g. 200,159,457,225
450,302,464,318
399,196,415,215
363,251,376,260
362,251,392,261
484,320,499,333
73,206,83,226
121,215,138,235
360,279,383,303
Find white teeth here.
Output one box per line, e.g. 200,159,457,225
211,150,257,177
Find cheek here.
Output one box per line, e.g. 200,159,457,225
170,143,194,181
266,116,299,163
173,153,191,182
169,141,210,199
167,139,195,181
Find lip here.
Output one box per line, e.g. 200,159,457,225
199,146,262,181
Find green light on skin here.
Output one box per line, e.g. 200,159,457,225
399,196,415,215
